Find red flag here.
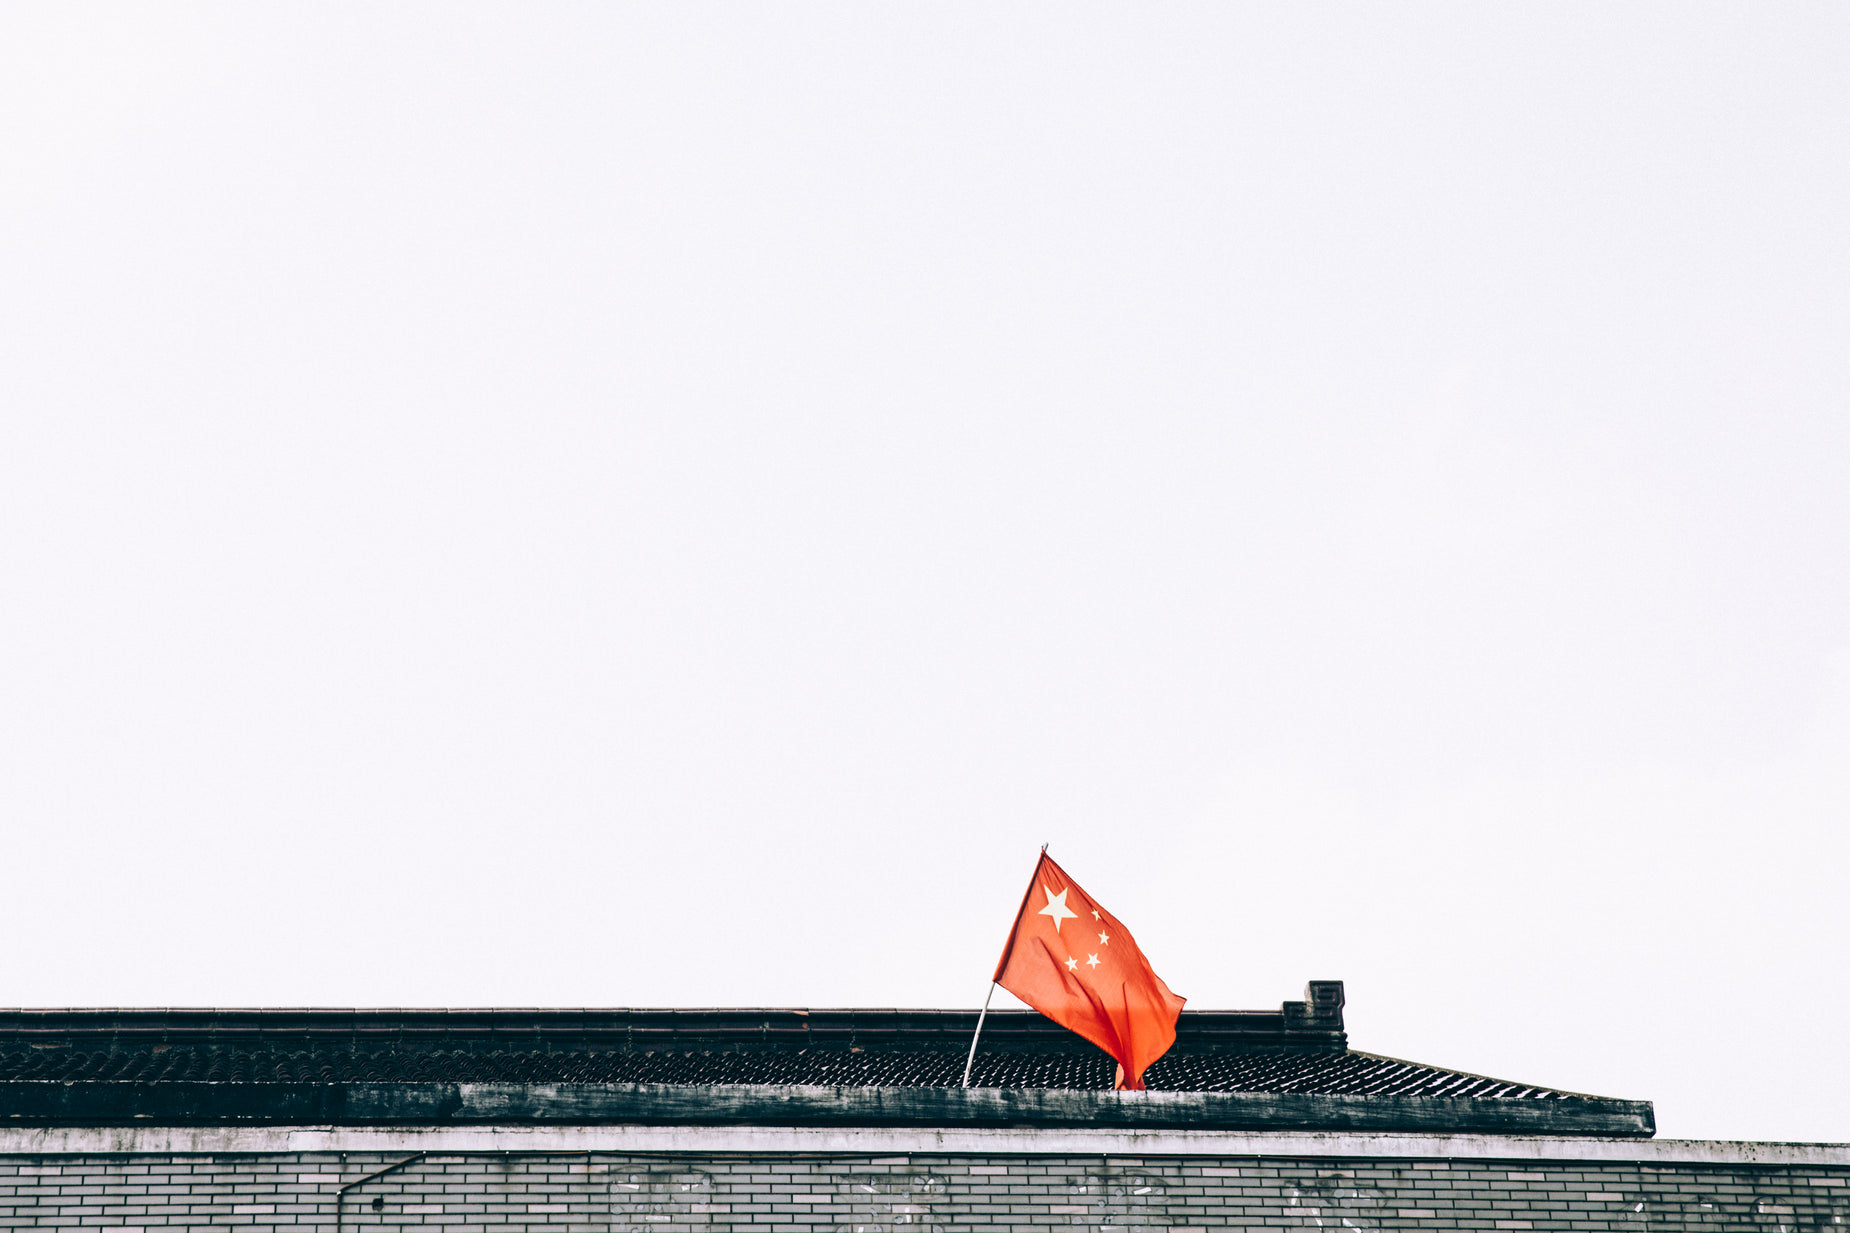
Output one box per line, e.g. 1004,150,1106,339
991,851,1185,1090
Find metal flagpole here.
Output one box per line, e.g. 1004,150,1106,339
961,982,997,1089
963,845,1043,1089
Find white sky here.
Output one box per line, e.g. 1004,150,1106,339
2,5,1846,1144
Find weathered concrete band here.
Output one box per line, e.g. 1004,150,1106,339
0,1081,1654,1137
2,1123,1845,1166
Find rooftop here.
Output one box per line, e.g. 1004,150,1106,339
0,982,1654,1136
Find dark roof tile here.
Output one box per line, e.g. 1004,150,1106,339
0,988,1602,1101
0,1042,1575,1098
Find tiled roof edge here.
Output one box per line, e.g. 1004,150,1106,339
0,1080,1654,1137
1344,1051,1635,1103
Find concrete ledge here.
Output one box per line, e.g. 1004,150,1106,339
0,1082,1654,1137
0,1123,1843,1166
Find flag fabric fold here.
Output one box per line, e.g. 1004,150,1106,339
991,851,1185,1090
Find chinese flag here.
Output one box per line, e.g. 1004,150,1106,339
992,852,1186,1090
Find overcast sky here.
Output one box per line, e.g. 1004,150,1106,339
3,5,1847,1144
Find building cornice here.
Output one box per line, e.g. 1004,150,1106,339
0,1081,1652,1137
1,1123,1843,1166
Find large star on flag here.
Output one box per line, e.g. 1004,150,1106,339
1037,885,1078,932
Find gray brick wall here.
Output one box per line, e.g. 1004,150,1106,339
4,1153,1847,1231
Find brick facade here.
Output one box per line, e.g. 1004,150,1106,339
6,1151,1848,1232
